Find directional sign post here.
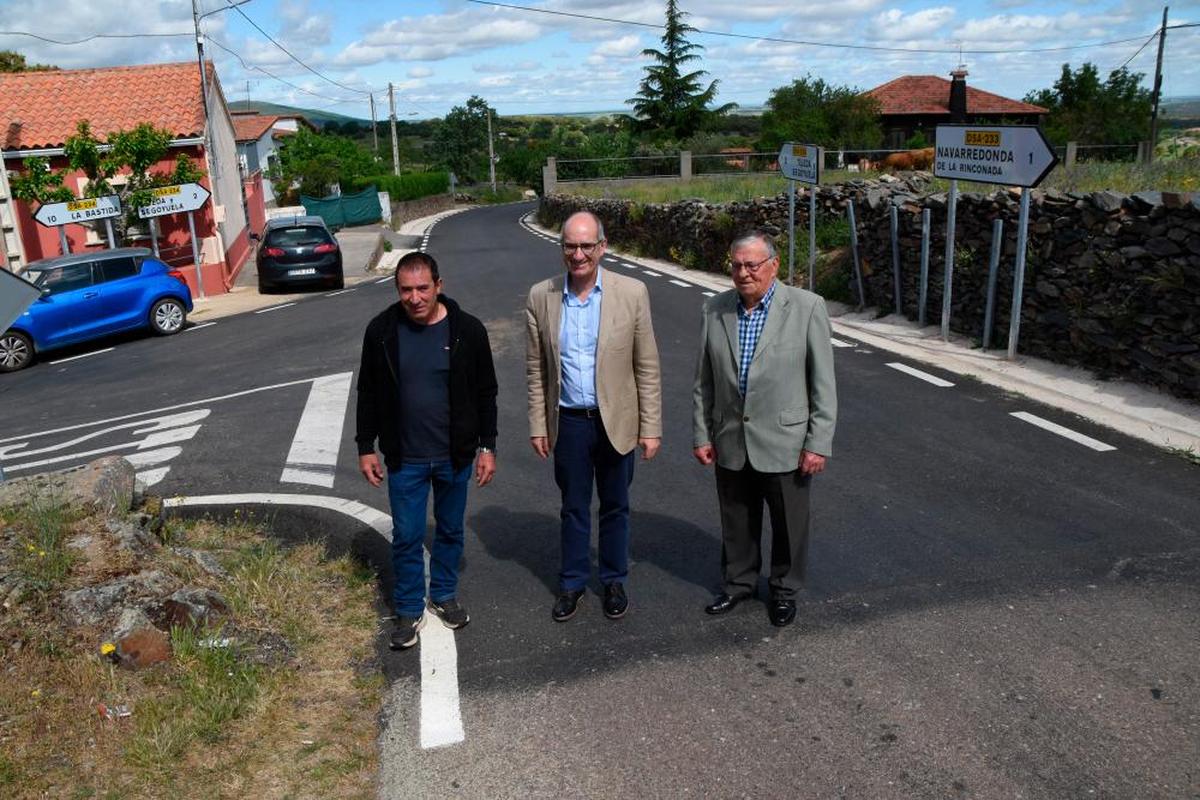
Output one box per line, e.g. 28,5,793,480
34,194,123,254
934,125,1059,355
778,143,822,288
137,183,211,300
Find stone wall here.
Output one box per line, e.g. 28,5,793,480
539,181,1200,400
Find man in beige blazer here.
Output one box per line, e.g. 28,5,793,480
692,230,837,627
526,211,662,622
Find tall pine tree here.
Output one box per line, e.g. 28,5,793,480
627,0,735,140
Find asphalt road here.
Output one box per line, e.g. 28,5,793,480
2,202,1198,799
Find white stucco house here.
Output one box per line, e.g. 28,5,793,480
232,112,313,205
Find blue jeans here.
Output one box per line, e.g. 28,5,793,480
386,460,472,617
554,412,635,592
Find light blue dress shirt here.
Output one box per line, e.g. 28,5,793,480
559,268,603,409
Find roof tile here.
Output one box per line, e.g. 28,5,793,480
865,75,1048,116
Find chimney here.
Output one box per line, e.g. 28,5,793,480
949,67,968,123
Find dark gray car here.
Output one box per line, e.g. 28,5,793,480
253,216,344,293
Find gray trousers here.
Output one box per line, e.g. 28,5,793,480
715,464,811,598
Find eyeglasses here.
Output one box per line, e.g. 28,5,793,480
562,241,602,255
730,256,773,273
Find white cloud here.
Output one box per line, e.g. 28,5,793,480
335,10,543,64
869,7,956,41
278,0,333,48
593,34,643,58
408,66,434,78
473,60,542,73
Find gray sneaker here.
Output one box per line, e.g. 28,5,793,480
429,598,470,630
390,612,425,650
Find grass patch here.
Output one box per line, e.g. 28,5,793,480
0,507,382,800
467,183,527,204
1167,445,1200,468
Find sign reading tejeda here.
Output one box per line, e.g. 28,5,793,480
933,125,1058,188
777,143,822,185
137,183,211,218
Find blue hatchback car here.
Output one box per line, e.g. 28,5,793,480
0,248,194,372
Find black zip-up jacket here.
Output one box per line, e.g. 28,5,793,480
355,296,498,471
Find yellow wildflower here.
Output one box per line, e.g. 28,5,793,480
31,689,41,698
100,643,116,656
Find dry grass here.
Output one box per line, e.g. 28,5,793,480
0,509,383,800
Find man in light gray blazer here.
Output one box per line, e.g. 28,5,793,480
692,230,837,627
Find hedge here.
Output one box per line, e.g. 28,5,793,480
346,171,449,201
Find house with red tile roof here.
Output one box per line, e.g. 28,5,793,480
864,70,1048,149
0,61,266,296
232,111,314,204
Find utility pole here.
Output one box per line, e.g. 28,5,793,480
486,105,497,193
388,83,400,176
191,0,212,170
369,93,379,153
1148,6,1169,162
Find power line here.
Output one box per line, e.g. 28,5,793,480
465,0,1160,56
0,29,191,45
205,35,361,106
222,1,371,95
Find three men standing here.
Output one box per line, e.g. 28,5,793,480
692,231,838,627
525,211,663,622
356,252,498,650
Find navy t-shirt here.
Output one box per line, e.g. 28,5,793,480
396,316,451,461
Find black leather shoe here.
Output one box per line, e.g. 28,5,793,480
768,597,797,627
705,591,752,615
603,583,628,619
552,590,584,622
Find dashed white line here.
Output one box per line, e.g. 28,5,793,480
642,270,662,277
280,372,353,488
702,291,716,297
50,348,113,364
886,362,955,388
375,276,394,285
186,322,217,332
1010,412,1117,452
254,303,296,314
830,338,855,348
325,288,356,297
620,262,639,269
669,279,692,288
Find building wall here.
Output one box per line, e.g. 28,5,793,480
253,133,277,204
205,84,248,264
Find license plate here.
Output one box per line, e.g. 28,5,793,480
288,268,317,276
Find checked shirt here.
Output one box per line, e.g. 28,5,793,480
736,280,776,397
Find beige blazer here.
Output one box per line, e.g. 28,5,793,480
692,283,837,472
526,269,662,454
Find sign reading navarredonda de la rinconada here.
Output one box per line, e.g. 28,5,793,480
933,126,1058,188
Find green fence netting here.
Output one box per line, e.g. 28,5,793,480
300,185,382,229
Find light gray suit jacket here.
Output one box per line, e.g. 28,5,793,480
692,283,837,472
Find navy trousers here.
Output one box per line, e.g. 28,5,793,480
553,411,635,592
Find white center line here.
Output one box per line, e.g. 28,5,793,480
49,348,114,364
280,372,353,488
254,303,296,314
620,262,639,268
702,291,716,297
642,270,662,277
375,276,394,285
669,279,693,288
886,362,956,387
1010,411,1117,452
830,338,855,348
325,288,356,297
186,322,217,332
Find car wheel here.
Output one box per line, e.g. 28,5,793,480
149,298,186,335
0,331,34,373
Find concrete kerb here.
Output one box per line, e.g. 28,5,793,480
524,211,1200,456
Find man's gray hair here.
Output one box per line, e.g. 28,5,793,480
560,210,606,243
730,231,776,260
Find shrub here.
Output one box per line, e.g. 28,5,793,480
346,172,449,201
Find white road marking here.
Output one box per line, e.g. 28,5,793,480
1010,412,1117,452
123,447,183,468
702,291,716,297
830,338,855,348
669,279,693,288
1,411,208,460
49,348,113,364
886,362,956,388
642,270,662,277
375,276,394,285
162,493,464,749
325,288,356,297
135,467,171,487
254,303,296,314
186,322,217,332
2,412,207,473
280,372,353,488
621,262,638,269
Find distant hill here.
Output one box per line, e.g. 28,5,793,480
227,100,373,130
1162,97,1200,119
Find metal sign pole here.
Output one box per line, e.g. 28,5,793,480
787,179,796,284
890,205,902,314
918,209,931,326
808,186,817,291
58,225,70,255
940,179,959,341
982,218,1004,350
150,217,160,258
847,200,865,310
187,210,205,301
104,218,116,249
1006,188,1033,359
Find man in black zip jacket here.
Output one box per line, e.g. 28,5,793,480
356,251,498,651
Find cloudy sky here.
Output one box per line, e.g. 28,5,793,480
1,0,1196,119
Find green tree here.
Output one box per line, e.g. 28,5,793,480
1024,63,1152,145
627,0,735,140
0,50,57,72
270,127,379,199
759,76,882,151
8,157,73,204
430,96,492,182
